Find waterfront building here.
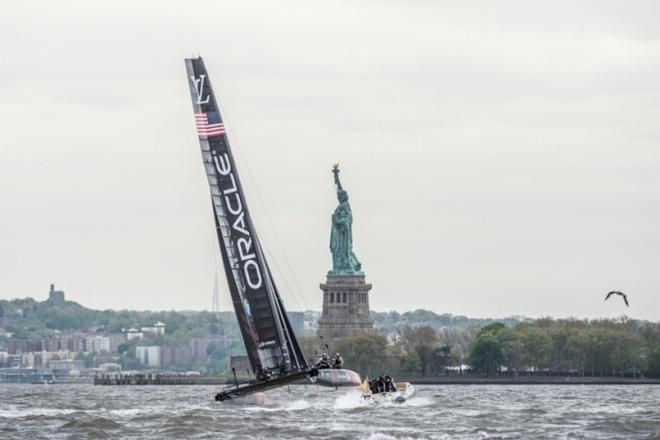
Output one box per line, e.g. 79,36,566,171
98,362,121,373
93,355,121,368
135,346,161,368
85,336,110,353
49,359,84,370
107,333,125,353
20,352,36,368
189,336,230,360
190,338,210,360
161,346,192,367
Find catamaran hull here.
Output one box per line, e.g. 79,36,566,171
313,368,362,388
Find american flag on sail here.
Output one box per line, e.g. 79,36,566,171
195,111,226,137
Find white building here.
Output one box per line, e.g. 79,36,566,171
85,336,110,353
135,346,161,368
38,350,74,368
140,322,166,336
123,328,144,340
49,359,84,370
98,363,122,373
20,352,35,368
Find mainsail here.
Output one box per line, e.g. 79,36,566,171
184,57,311,398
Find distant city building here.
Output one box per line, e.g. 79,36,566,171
136,346,161,368
286,312,304,338
8,334,88,354
190,338,210,360
48,284,65,304
49,359,84,370
140,322,166,336
85,336,110,353
98,363,122,373
123,328,144,340
20,352,35,368
93,355,121,368
161,346,192,367
107,333,125,353
123,322,166,340
38,350,74,368
190,336,229,361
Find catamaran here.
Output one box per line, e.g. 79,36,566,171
184,57,314,400
184,57,362,401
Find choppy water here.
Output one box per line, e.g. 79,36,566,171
0,384,659,439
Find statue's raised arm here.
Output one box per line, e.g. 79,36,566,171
332,163,343,191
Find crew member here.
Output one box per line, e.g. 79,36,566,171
377,376,385,393
315,353,331,369
369,378,379,394
384,375,396,392
332,353,344,369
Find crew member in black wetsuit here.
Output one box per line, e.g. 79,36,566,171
384,375,396,392
369,378,379,394
315,353,331,369
377,376,385,393
332,353,344,369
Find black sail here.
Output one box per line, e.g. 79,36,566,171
184,57,307,380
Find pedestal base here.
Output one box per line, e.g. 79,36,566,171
317,274,374,339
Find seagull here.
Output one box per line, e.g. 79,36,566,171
605,291,629,307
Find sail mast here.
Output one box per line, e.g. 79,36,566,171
184,57,308,384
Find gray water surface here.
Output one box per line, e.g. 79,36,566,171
0,384,659,439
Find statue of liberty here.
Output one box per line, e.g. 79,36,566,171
329,164,363,275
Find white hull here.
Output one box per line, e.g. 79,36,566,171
362,382,415,404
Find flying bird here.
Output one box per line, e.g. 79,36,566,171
605,291,629,307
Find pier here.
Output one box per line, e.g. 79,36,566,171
94,373,242,385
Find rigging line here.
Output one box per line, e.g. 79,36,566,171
229,132,308,311
259,234,305,312
232,139,309,311
212,87,310,311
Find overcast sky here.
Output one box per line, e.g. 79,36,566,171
1,1,659,320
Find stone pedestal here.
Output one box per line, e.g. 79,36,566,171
317,274,374,339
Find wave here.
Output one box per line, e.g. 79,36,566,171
60,417,123,430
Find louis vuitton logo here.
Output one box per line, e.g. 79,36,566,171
190,74,211,104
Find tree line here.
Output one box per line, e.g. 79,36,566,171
304,317,660,378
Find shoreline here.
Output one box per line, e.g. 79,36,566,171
83,374,660,386
397,376,660,385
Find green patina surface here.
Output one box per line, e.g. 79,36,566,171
329,164,363,276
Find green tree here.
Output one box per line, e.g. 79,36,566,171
500,328,524,377
397,325,439,375
333,334,388,377
646,346,660,376
519,326,553,373
469,333,504,377
477,322,506,338
429,345,452,375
